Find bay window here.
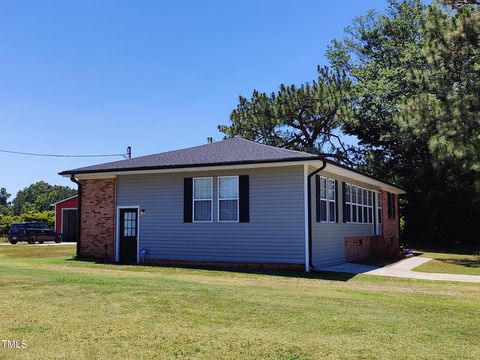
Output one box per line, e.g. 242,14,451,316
345,183,374,224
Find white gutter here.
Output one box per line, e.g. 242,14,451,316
303,164,310,272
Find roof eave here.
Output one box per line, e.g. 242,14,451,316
50,194,79,206
59,156,321,176
60,156,405,194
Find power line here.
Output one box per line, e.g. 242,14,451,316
0,148,128,159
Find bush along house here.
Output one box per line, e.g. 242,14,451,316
59,138,404,271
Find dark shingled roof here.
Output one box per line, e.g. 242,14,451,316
59,138,320,175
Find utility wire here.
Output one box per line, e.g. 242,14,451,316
0,148,128,159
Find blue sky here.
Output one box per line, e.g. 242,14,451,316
0,0,388,198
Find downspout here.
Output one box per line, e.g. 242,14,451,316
69,174,81,257
307,160,327,270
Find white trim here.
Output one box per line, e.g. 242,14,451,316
192,177,213,223
64,160,404,194
51,194,78,206
323,163,405,195
60,208,77,235
217,175,239,223
303,164,310,272
63,159,404,194
66,161,316,179
115,206,140,263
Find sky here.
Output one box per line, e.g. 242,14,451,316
0,0,389,198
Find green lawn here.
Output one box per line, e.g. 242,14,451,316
414,251,480,276
0,245,479,359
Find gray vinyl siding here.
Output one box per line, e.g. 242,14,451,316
310,168,381,268
116,165,306,264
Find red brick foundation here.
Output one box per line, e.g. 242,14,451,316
345,235,400,262
345,236,376,262
79,178,115,261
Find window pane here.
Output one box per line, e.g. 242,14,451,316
346,204,351,222
358,189,363,206
369,207,373,224
329,201,335,222
368,191,373,206
320,200,327,222
194,178,212,199
328,179,335,200
345,184,351,202
363,189,368,205
194,200,211,221
358,205,363,223
364,207,368,223
219,199,238,221
320,178,327,199
219,177,238,199
352,205,357,222
352,186,357,204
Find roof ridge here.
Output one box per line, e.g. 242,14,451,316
232,137,316,157
105,139,226,165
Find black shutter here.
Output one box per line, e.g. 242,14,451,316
184,178,193,223
315,175,321,222
239,175,250,223
342,182,347,223
373,192,377,233
335,180,339,223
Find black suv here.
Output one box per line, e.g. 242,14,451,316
7,222,63,244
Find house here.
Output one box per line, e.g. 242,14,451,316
52,195,78,242
59,138,404,271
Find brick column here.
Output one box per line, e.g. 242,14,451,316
380,190,400,257
79,178,116,261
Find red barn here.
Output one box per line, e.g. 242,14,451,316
53,195,78,242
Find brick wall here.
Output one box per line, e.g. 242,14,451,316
79,178,115,261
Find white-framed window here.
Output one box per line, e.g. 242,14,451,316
320,177,336,223
193,177,213,222
345,183,373,224
218,176,239,222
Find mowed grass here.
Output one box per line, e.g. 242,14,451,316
0,245,479,359
415,251,480,276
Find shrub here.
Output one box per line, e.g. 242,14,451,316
0,211,55,235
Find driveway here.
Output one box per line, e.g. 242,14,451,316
319,257,480,283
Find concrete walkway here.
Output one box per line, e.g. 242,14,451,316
319,257,480,283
